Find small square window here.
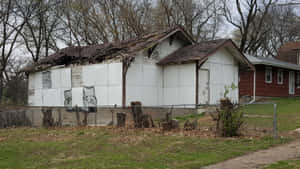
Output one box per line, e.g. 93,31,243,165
42,71,51,89
277,69,283,85
265,67,272,83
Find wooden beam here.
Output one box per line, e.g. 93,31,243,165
122,61,127,108
195,61,199,107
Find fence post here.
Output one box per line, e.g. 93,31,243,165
273,103,277,138
31,110,34,127
95,111,97,126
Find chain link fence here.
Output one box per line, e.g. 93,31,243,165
0,103,278,138
240,102,277,138
0,105,198,128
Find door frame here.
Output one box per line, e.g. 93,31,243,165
289,71,295,95
196,68,210,105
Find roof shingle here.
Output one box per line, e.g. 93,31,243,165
279,41,300,51
157,39,229,65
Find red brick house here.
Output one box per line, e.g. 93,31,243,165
239,42,300,100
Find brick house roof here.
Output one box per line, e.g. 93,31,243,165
278,42,300,51
276,42,300,64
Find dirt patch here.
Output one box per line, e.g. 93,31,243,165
0,137,6,142
109,127,217,146
25,133,73,142
202,139,300,169
23,127,84,142
51,152,89,163
111,135,149,145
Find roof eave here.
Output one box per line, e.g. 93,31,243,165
252,61,300,71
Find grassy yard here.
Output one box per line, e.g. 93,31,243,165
262,159,300,169
241,97,300,132
0,127,288,169
0,97,300,169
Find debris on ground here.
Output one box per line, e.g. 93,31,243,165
184,119,198,130
294,128,300,134
160,107,179,131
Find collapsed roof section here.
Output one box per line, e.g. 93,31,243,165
22,26,195,73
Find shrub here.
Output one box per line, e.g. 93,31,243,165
216,98,244,137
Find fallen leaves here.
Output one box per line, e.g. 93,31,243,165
0,137,6,142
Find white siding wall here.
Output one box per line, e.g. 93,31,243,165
28,68,71,106
81,63,122,106
28,39,240,107
125,37,185,106
163,64,196,106
126,55,163,106
201,48,239,104
28,63,122,107
156,37,186,60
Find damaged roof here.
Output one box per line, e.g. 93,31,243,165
22,26,194,73
158,39,254,70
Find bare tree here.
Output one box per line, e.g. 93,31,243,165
0,0,30,103
57,0,222,46
57,0,154,46
17,0,61,62
3,57,28,104
259,5,300,57
154,0,222,41
222,0,274,54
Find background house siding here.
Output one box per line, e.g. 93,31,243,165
239,65,300,97
239,69,254,97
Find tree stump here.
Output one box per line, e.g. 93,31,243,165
42,108,54,127
140,114,155,128
130,101,154,128
131,102,143,128
117,112,126,127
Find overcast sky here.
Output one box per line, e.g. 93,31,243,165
15,0,300,62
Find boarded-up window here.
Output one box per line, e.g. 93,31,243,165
42,71,52,88
83,86,97,112
71,67,82,87
64,90,72,110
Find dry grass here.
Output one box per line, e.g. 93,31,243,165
0,126,289,169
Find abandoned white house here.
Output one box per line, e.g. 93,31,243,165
23,27,253,108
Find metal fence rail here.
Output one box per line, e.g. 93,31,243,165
0,102,279,138
242,102,277,138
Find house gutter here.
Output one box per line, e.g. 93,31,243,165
249,70,256,104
